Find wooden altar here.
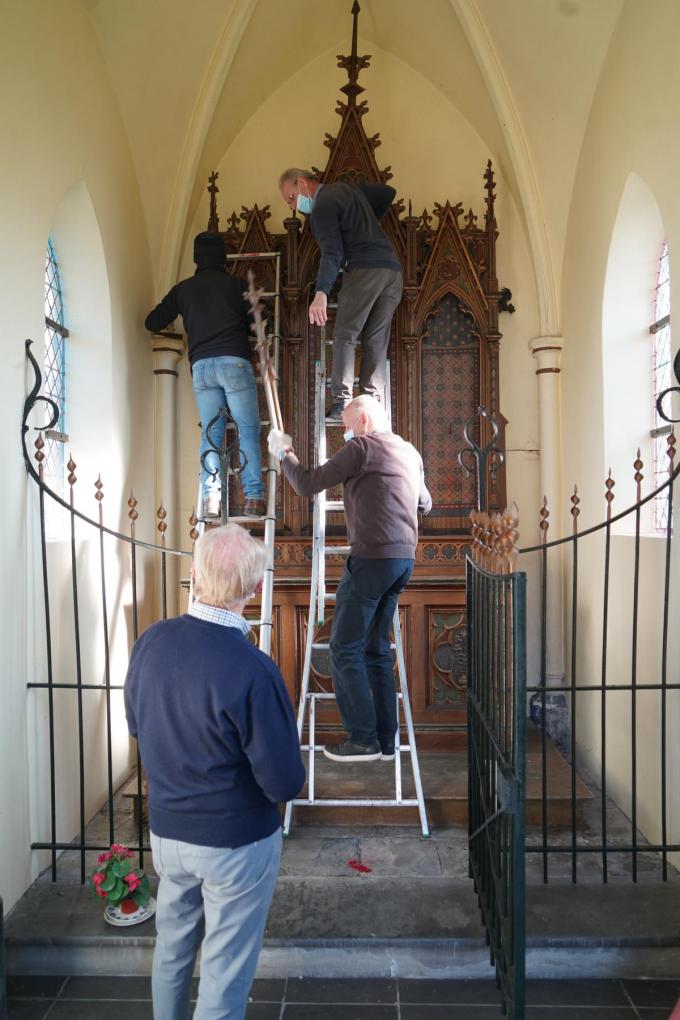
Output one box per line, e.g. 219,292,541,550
204,4,510,750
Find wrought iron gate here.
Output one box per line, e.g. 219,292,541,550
467,526,527,1018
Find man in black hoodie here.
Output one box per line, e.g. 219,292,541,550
279,169,403,420
145,233,265,518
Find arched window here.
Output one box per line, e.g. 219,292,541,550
650,240,672,532
43,238,69,491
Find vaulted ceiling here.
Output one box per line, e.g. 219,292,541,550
83,0,623,328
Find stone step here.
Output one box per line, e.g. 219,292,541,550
6,874,680,980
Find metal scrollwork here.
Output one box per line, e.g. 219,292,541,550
656,347,680,424
458,406,505,512
22,339,60,479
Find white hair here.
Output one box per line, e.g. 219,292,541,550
344,394,390,433
192,524,267,608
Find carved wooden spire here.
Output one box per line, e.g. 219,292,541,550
337,1,371,107
207,171,220,233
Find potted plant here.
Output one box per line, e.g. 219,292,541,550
90,843,155,927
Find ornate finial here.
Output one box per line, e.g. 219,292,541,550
207,171,220,233
337,1,371,107
469,504,520,574
667,430,676,465
127,491,139,525
226,210,241,235
605,470,615,516
484,159,497,231
464,208,478,229
570,485,580,531
539,496,549,540
94,475,104,503
633,449,644,497
67,455,77,488
34,433,45,479
189,508,199,544
157,503,167,541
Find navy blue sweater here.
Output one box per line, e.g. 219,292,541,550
311,182,401,295
124,616,305,848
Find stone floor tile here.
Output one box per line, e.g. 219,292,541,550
6,974,67,998
399,978,500,1005
246,1005,282,1020
48,1001,154,1019
622,978,680,1007
61,975,152,999
526,979,629,1006
249,978,286,1002
525,1010,637,1020
5,1001,54,1020
286,977,396,1004
401,1006,504,1019
282,1006,396,1020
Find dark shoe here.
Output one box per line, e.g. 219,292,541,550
380,746,396,762
203,494,221,519
322,740,381,763
325,401,346,422
244,498,265,517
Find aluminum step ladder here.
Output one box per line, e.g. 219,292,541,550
283,325,430,836
190,250,280,657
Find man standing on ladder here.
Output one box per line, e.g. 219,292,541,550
278,168,403,420
269,395,431,762
144,232,265,520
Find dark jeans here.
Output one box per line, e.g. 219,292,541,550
329,556,414,746
332,267,403,405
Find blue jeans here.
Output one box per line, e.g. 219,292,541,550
329,556,414,746
150,828,281,1020
192,356,264,501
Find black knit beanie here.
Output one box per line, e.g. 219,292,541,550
193,232,226,268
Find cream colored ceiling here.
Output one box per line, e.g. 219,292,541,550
85,0,623,320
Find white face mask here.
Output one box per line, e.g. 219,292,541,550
343,429,354,442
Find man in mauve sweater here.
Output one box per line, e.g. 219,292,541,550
268,395,432,763
279,168,403,419
125,524,305,1020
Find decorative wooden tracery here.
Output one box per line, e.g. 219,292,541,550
205,2,509,570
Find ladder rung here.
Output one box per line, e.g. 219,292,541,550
324,545,350,555
324,501,344,511
324,419,345,427
311,641,396,651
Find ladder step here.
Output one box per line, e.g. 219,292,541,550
324,545,350,555
324,501,344,511
312,642,395,650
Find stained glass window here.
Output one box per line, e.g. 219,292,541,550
651,240,672,533
43,239,68,491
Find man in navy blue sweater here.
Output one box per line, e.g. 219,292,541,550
125,524,305,1020
279,168,403,419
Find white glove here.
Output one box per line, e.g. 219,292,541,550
267,429,293,460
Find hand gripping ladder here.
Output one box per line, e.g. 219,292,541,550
190,250,281,657
283,324,430,836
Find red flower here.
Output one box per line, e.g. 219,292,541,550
124,872,141,893
97,851,112,864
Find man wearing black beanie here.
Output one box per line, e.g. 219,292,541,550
145,232,265,518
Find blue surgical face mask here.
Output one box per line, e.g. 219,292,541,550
296,194,313,215
343,429,354,442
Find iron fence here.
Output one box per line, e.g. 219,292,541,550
22,339,194,881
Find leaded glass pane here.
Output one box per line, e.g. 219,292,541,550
43,239,66,495
652,240,672,533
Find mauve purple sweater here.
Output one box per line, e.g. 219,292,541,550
281,431,432,559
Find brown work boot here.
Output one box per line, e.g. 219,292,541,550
244,498,265,518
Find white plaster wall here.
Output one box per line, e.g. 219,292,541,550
561,0,680,866
0,0,155,912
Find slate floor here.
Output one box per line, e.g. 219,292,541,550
5,975,680,1019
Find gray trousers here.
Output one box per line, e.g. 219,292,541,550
331,267,403,404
